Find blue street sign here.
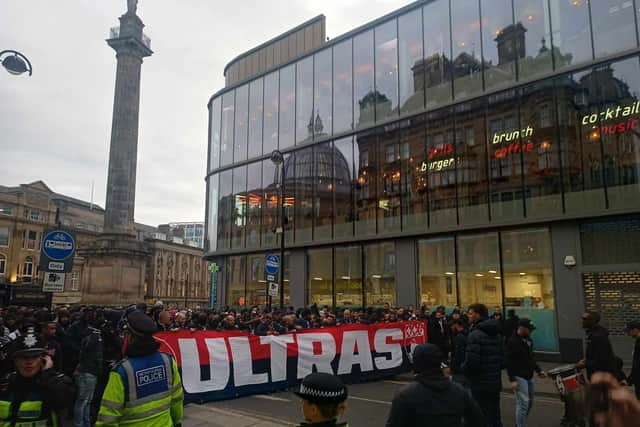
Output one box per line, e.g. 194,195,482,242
265,254,280,275
42,230,75,261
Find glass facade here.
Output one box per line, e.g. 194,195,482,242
205,1,640,355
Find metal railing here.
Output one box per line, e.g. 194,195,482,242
108,26,151,50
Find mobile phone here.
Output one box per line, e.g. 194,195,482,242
586,382,609,415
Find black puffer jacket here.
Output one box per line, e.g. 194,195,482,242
385,374,485,427
463,318,504,392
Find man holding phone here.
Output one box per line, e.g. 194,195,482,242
0,328,75,426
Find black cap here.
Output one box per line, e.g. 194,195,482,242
294,372,348,404
412,343,444,374
124,311,157,337
518,318,536,330
624,320,640,331
11,328,46,358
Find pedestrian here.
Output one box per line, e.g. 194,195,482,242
463,303,504,427
0,328,75,426
295,372,348,426
449,319,469,389
506,318,546,427
576,311,617,378
74,315,104,427
386,343,484,427
40,315,63,372
428,308,450,356
624,320,640,399
96,310,183,426
503,310,519,342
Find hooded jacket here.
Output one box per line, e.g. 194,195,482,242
385,374,485,427
585,324,617,377
462,318,504,392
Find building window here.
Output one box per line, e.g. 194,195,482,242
418,237,457,308
0,206,12,216
23,257,34,283
24,230,37,250
71,271,80,291
30,210,41,222
0,254,6,276
0,227,9,247
457,233,502,310
336,246,363,308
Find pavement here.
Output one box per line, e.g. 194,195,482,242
183,372,566,427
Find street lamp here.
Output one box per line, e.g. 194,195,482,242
270,150,286,309
0,50,32,76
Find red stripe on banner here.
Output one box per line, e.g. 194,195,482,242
154,321,427,366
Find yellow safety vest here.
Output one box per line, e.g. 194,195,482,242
96,352,183,427
0,398,58,427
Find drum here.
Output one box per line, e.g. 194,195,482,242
548,365,585,395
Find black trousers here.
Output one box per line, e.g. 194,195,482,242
472,389,503,427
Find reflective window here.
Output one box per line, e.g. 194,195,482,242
283,153,294,246
481,0,516,90
451,0,483,100
261,159,279,248
206,174,219,252
593,58,640,211
225,255,246,306
279,64,295,149
336,246,363,308
375,20,399,121
457,233,502,309
308,248,333,307
591,0,636,58
294,146,313,243
513,0,553,80
488,89,525,221
502,228,557,351
248,78,264,159
401,115,427,231
246,255,266,307
217,169,233,250
232,166,247,249
315,49,333,137
520,81,562,218
220,91,235,166
246,162,262,249
234,84,249,162
263,72,279,155
364,242,396,307
314,142,334,241
456,99,489,225
334,137,355,238
550,0,592,69
296,57,314,145
423,0,453,108
354,30,375,129
333,40,353,134
355,129,378,236
398,8,424,115
377,124,401,233
556,70,606,214
427,108,457,229
418,237,457,308
209,97,221,171
581,217,640,265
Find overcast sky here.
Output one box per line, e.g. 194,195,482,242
1,0,412,226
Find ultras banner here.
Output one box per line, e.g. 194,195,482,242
154,321,427,403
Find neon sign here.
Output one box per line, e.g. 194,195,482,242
581,101,640,125
492,126,534,144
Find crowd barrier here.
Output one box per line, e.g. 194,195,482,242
155,320,427,403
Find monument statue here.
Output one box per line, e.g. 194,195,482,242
127,0,137,15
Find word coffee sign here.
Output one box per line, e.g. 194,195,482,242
155,321,427,403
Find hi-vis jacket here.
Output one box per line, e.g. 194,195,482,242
97,352,183,426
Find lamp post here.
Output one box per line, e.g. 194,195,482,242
0,50,32,76
270,150,286,309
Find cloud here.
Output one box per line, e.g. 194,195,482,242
1,0,411,226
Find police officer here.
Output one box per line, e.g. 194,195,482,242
0,328,75,426
96,310,183,426
295,372,349,426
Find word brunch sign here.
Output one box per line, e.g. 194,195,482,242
155,321,427,403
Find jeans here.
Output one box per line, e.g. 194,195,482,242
472,389,503,427
74,372,97,427
514,377,535,427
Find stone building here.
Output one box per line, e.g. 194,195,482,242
0,181,209,307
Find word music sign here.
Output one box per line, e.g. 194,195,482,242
155,321,427,403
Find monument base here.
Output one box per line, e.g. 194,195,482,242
79,233,150,306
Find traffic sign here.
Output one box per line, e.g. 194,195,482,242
266,274,275,282
39,230,76,273
268,282,279,297
265,255,280,275
43,272,65,293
